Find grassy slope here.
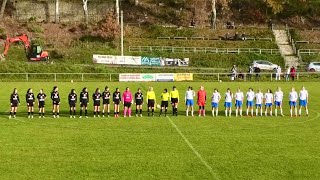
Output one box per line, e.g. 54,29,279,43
0,81,319,179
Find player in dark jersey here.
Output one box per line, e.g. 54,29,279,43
51,86,60,118
68,89,77,118
92,88,102,118
37,89,46,118
102,86,111,117
80,87,89,118
113,88,121,118
9,88,20,119
26,88,35,118
135,88,144,117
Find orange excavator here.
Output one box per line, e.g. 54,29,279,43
0,34,49,61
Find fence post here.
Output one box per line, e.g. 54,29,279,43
54,74,57,82
110,74,112,81
297,73,299,81
26,73,28,81
244,73,246,81
270,73,272,81
217,73,220,81
81,74,84,81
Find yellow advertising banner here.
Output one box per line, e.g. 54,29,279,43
174,73,193,81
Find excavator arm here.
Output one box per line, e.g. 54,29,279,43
2,34,30,57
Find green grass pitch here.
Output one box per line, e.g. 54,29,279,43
0,81,319,179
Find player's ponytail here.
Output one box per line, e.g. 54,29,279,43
27,88,31,94
82,87,87,92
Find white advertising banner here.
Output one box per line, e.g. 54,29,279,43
155,73,174,82
119,73,156,82
93,54,115,64
116,56,142,65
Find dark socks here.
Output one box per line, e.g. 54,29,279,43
85,110,87,116
80,109,83,116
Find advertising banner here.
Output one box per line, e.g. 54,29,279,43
174,73,193,81
165,58,189,66
141,57,162,66
93,55,115,64
119,73,156,82
155,73,174,82
116,56,141,65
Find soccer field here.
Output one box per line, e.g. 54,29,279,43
0,81,319,179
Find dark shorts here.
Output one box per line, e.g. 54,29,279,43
94,101,100,106
148,100,155,108
53,101,60,105
80,102,88,107
161,101,169,108
136,100,143,106
124,102,132,108
69,102,76,108
27,101,34,107
171,98,178,104
11,102,18,107
103,99,110,105
114,100,120,105
39,101,45,108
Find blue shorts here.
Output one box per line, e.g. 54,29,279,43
265,103,272,107
235,100,243,107
256,104,262,108
289,101,296,107
275,101,282,107
211,102,218,108
246,101,254,107
224,102,232,108
186,99,194,106
299,100,307,107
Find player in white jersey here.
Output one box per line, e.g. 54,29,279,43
289,87,298,117
185,86,195,116
246,88,255,116
224,88,233,117
264,89,273,116
298,86,309,116
274,87,284,116
255,89,264,116
211,89,221,117
234,88,244,117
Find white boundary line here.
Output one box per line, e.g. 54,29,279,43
166,116,219,179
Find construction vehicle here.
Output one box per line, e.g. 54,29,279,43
0,34,49,61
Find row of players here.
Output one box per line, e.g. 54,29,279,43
8,85,308,118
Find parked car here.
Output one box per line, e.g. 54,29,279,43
306,62,320,72
251,60,278,71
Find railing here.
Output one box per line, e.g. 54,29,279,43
297,49,320,55
129,46,280,54
156,37,273,41
0,72,319,82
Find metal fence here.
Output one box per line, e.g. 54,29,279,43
129,46,280,54
0,72,319,82
298,49,320,55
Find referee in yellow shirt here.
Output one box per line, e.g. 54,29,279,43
170,86,179,116
160,88,170,116
146,87,156,116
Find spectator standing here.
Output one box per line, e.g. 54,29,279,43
231,65,237,81
276,66,282,81
254,67,261,81
290,66,296,81
286,67,290,81
247,66,254,81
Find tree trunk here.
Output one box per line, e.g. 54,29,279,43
211,0,216,30
83,0,88,24
55,0,59,23
0,0,8,20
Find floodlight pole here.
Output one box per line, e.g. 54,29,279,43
121,10,124,56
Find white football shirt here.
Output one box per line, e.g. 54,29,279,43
246,91,255,101
235,92,244,101
255,92,263,104
299,90,308,100
274,91,283,102
264,93,273,103
211,92,221,103
185,90,195,100
289,91,298,101
225,93,233,103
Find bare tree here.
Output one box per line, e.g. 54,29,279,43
211,0,216,29
0,0,8,20
55,0,59,23
83,0,89,24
